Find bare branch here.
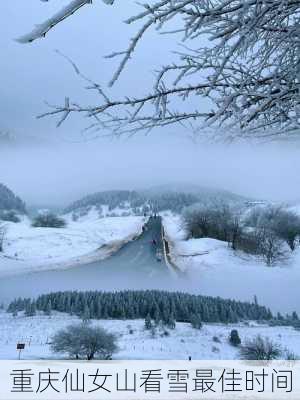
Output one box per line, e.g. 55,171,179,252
20,0,300,140
17,0,114,43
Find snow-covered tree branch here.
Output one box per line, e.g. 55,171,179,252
20,0,300,139
17,0,114,44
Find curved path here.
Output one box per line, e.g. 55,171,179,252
0,217,179,302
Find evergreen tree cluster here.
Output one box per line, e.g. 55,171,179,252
65,191,143,214
0,183,26,214
150,192,199,214
268,311,300,329
65,190,201,216
8,290,273,324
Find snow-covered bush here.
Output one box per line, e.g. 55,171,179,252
237,228,287,266
212,336,221,343
51,324,118,360
233,231,262,255
284,350,299,361
245,206,300,251
256,228,287,267
229,329,241,347
183,202,243,249
240,336,281,360
32,213,66,228
0,210,20,223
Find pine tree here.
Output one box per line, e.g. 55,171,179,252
26,301,36,317
167,313,176,329
190,314,202,330
144,313,152,330
45,300,52,316
154,308,161,326
292,311,299,321
31,301,37,316
277,312,284,320
24,301,30,316
7,301,16,314
82,305,91,323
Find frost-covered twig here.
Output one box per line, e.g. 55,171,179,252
20,0,300,139
17,0,114,43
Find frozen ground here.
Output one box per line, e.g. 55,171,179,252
163,216,300,314
0,311,299,360
0,213,145,277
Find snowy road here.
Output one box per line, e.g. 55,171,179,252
3,215,298,315
0,217,178,303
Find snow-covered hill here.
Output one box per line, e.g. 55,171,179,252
65,186,248,219
0,214,145,277
0,183,26,214
0,311,299,360
145,183,247,203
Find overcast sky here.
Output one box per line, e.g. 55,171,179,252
0,0,300,206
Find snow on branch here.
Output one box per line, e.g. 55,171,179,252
17,0,114,43
21,0,300,140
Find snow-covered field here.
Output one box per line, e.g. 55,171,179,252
163,216,300,314
0,213,145,277
0,311,299,360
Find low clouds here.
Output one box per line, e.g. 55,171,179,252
1,1,300,207
1,136,300,207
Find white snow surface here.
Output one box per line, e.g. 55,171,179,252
0,311,299,360
163,216,300,314
0,214,145,277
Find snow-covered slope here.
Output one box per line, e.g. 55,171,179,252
65,185,248,220
0,214,145,277
0,183,26,213
0,312,299,360
146,183,247,203
163,216,300,314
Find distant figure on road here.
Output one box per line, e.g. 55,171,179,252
152,239,157,246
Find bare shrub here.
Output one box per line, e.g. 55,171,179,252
257,228,287,266
19,1,300,140
183,202,243,249
32,213,66,228
245,206,300,251
212,336,221,343
240,336,281,360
